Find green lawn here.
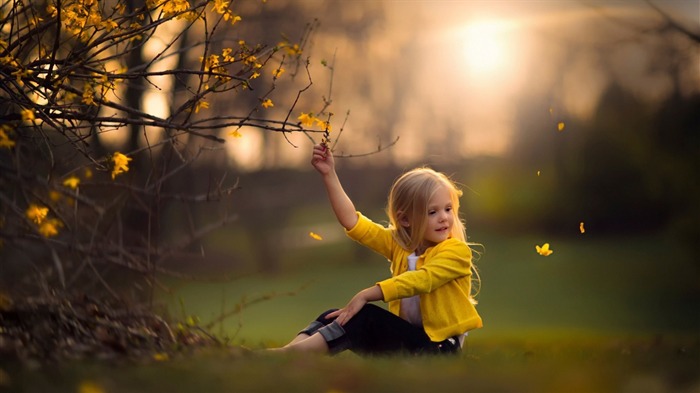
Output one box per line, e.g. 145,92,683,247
162,230,699,346
3,231,698,393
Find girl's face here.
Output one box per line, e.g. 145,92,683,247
421,184,454,247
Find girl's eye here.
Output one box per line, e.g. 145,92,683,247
428,210,436,215
446,206,452,212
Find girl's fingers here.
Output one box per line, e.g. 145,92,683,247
327,310,356,326
325,309,352,325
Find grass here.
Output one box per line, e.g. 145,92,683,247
2,231,698,393
4,336,698,393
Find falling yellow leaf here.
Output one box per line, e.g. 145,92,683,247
309,231,323,241
580,222,585,234
537,170,541,177
535,243,553,256
557,122,565,132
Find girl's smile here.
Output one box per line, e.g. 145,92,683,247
423,185,454,246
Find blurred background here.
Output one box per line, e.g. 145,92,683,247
154,0,699,346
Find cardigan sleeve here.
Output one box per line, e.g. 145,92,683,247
377,238,471,302
345,212,395,261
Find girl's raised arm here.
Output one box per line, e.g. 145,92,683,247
311,144,358,230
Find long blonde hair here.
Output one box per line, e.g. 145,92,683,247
386,167,481,303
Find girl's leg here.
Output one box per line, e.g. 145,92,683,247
303,304,436,355
278,332,329,353
272,309,338,350
273,305,447,355
337,304,434,355
285,333,310,346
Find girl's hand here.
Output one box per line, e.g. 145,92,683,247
326,286,383,326
311,143,334,175
326,293,367,326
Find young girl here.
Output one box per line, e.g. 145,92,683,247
272,143,482,355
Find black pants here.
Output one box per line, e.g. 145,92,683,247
299,304,461,356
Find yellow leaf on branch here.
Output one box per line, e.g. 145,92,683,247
0,128,15,148
26,204,48,224
111,152,132,179
272,67,285,79
38,218,62,238
298,112,315,127
21,108,35,122
63,176,80,189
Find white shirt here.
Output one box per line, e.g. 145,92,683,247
399,253,423,327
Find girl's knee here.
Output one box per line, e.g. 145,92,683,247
316,308,339,323
300,309,339,336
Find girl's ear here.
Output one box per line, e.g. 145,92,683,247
398,213,410,228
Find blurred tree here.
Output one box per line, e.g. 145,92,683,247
650,89,700,254
561,83,664,232
0,0,334,301
507,1,699,244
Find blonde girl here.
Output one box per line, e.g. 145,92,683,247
272,144,482,355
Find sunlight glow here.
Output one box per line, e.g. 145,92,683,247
460,19,514,80
225,127,264,171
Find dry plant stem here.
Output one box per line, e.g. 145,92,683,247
334,136,401,159
204,282,311,331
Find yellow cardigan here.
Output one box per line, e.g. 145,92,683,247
345,212,483,342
